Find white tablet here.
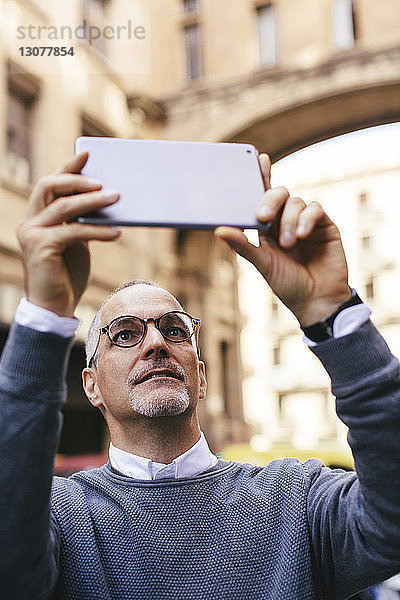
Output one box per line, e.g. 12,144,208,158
75,137,266,229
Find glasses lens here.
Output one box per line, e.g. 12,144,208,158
109,317,144,347
159,312,194,342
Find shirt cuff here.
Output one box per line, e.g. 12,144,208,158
14,298,79,339
304,303,371,347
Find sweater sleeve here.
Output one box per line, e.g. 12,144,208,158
0,322,73,599
306,320,400,599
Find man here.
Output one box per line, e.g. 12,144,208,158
0,151,399,599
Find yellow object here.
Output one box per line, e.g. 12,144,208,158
220,443,354,470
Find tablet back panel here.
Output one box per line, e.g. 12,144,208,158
75,137,265,229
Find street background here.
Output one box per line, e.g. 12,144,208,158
0,0,399,472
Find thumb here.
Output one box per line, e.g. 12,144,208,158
215,226,264,267
57,151,89,175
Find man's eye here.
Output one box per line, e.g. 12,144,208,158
165,326,186,338
113,330,134,343
167,327,179,337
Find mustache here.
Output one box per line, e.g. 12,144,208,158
128,359,186,385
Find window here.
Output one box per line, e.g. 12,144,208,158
256,4,277,68
365,277,374,301
334,0,358,50
184,24,202,81
359,191,368,207
6,93,32,184
271,295,279,315
5,66,39,185
272,341,281,365
176,229,188,256
183,0,199,14
220,341,230,416
361,234,371,250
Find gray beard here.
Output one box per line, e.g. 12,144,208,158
128,385,190,417
127,361,191,417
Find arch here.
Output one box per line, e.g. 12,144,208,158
164,46,400,161
227,82,400,162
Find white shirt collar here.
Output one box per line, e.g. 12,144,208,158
109,431,218,481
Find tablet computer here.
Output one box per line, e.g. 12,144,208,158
75,137,265,229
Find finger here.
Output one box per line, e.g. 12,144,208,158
256,186,290,223
57,151,89,175
48,222,121,245
296,201,328,238
258,153,271,191
278,196,306,248
215,227,261,265
39,173,103,199
26,174,103,219
33,189,120,227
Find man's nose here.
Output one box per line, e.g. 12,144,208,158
141,322,170,358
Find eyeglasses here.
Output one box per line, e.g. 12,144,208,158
88,311,201,367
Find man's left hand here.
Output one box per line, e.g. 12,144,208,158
215,154,352,327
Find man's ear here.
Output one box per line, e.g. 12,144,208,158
198,360,207,400
82,367,105,413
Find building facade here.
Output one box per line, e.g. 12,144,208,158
0,0,399,462
0,0,249,458
239,124,400,465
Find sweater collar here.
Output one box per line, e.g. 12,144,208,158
109,431,218,480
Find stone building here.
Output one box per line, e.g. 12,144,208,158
0,0,399,464
0,0,248,460
238,124,400,465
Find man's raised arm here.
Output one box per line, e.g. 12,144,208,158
216,154,400,595
0,152,120,597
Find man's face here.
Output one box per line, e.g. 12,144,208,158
83,285,206,422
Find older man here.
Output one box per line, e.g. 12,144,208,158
0,151,399,599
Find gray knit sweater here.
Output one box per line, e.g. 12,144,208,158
0,321,399,599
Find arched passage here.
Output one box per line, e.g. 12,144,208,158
164,46,400,161
227,82,400,162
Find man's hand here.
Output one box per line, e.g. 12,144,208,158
215,154,351,326
17,151,121,318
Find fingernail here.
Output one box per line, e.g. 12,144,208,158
281,230,295,246
296,224,306,236
85,178,102,186
103,190,120,200
258,205,274,220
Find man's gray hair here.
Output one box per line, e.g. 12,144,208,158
85,279,184,368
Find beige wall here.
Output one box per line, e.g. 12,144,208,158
1,0,399,456
0,0,248,454
359,0,400,49
144,0,400,90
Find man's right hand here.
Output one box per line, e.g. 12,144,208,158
17,151,121,318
